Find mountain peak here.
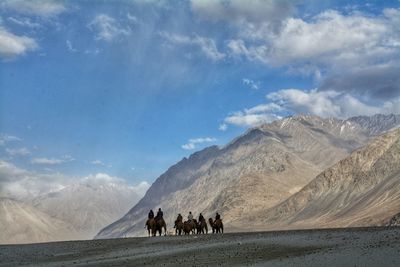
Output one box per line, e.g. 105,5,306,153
96,114,400,238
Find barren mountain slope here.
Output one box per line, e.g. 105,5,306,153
32,177,146,239
96,114,400,238
255,128,400,230
0,198,78,244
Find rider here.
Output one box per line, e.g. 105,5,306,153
174,213,183,228
155,208,163,221
198,213,204,222
215,212,221,221
177,213,183,222
148,209,154,219
188,211,193,222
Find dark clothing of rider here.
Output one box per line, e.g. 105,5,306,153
177,214,183,222
156,209,163,221
198,214,204,222
215,213,221,221
148,210,154,219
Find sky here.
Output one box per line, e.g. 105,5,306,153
1,0,400,199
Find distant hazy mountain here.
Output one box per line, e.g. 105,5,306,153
96,114,400,238
32,175,147,239
0,198,77,244
255,128,400,230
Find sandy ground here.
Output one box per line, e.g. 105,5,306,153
1,227,400,266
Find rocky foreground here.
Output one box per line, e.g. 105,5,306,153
1,227,400,266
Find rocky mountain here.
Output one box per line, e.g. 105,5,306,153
31,174,147,239
96,114,400,238
252,128,400,230
348,114,400,136
0,198,77,244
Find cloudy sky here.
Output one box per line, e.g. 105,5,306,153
1,0,399,198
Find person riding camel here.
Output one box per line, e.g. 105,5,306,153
177,213,183,222
188,211,193,222
148,209,154,219
198,213,204,223
155,208,163,222
215,212,221,221
174,213,183,228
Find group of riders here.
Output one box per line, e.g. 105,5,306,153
145,208,223,236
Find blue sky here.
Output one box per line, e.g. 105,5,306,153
1,0,399,196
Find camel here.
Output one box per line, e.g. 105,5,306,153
145,218,155,237
196,218,208,234
209,218,223,234
153,218,167,236
174,219,184,235
183,221,191,235
183,220,196,235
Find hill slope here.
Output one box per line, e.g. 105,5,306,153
0,198,77,244
32,174,147,239
256,128,400,230
96,114,400,238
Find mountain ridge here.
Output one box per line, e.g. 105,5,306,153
96,113,400,238
252,128,400,230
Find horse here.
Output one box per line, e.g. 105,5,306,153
153,218,167,236
209,218,223,234
174,219,184,235
145,218,155,237
196,218,208,234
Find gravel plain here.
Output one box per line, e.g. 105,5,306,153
1,227,400,266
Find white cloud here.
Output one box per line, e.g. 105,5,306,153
182,137,217,150
66,40,77,52
1,0,67,17
88,14,131,42
244,103,283,114
0,27,38,59
222,88,400,129
219,123,228,131
131,0,169,7
90,160,112,168
31,155,74,165
224,112,282,128
242,78,259,90
82,173,150,198
221,8,400,125
222,103,283,128
5,147,30,157
127,13,138,23
181,143,195,150
0,160,149,200
267,89,384,118
7,17,41,28
0,160,72,199
160,31,225,61
190,0,294,32
0,134,21,145
227,9,400,69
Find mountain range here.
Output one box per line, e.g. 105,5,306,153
96,114,400,238
0,175,146,244
253,127,400,230
0,198,77,244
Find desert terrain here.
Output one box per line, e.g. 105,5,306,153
1,227,399,266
